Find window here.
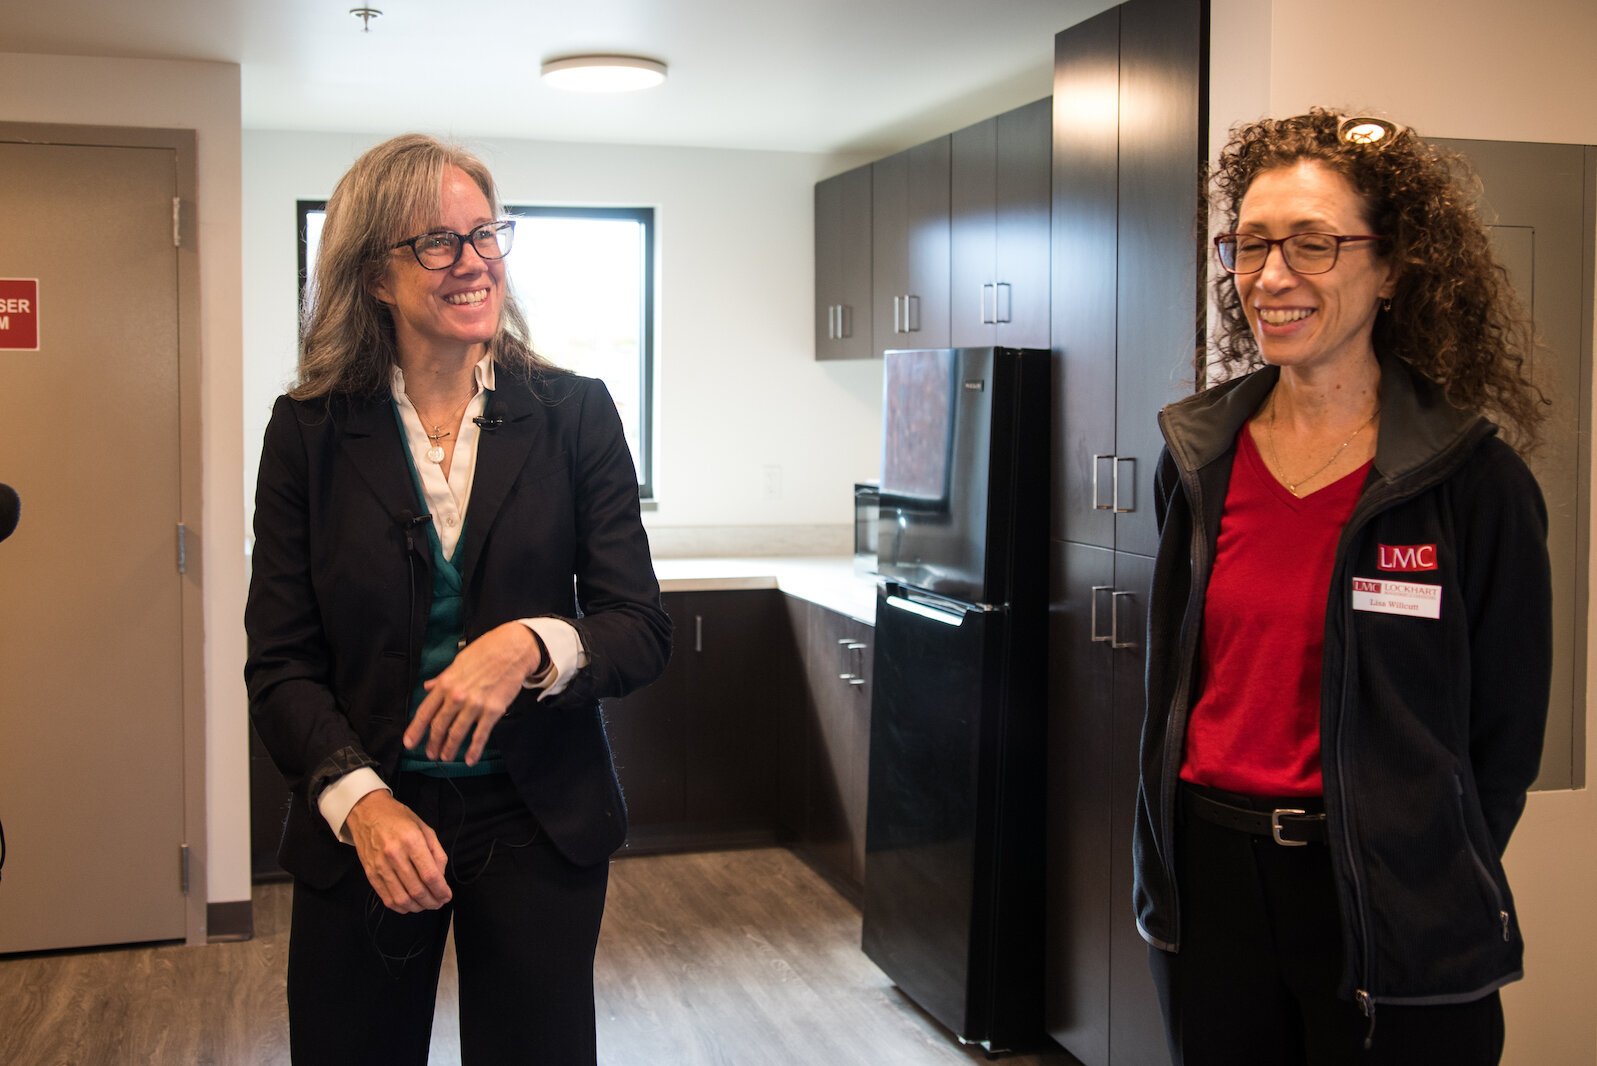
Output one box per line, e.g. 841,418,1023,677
297,201,656,498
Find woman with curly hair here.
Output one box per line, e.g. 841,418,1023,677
1136,110,1552,1064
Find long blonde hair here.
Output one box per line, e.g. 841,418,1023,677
293,134,552,399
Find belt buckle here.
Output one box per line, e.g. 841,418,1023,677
1271,808,1309,847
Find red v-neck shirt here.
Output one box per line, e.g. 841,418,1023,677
1179,422,1371,797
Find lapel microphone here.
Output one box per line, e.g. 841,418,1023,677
472,414,503,431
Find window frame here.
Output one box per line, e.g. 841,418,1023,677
294,198,657,500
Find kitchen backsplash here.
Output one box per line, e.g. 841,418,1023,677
645,524,851,559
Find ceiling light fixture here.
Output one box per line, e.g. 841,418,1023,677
349,6,382,31
540,55,668,93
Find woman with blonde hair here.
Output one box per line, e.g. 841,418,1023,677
247,134,670,1064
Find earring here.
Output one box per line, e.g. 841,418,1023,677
1381,297,1393,313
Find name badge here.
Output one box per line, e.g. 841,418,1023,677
1352,577,1442,620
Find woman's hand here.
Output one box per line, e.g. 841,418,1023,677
344,790,452,912
403,622,545,765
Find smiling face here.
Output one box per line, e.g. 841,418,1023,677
1233,159,1399,377
371,164,505,365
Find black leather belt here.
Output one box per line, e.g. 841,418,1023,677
1184,786,1327,846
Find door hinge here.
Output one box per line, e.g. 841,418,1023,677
176,522,188,574
172,197,182,248
180,843,191,894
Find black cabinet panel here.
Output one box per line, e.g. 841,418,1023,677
1104,552,1168,1066
605,589,788,851
1114,0,1206,558
683,591,780,826
873,137,951,356
953,99,1052,352
1052,7,1121,550
815,165,874,361
995,97,1053,349
785,595,873,898
1044,540,1114,1064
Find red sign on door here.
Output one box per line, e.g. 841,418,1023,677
0,279,39,351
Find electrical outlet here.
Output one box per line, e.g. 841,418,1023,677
762,465,782,500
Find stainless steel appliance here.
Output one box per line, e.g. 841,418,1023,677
863,346,1049,1052
854,481,880,574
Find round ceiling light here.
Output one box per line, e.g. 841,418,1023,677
541,55,668,93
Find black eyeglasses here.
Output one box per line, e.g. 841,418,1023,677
392,220,516,270
1214,232,1385,276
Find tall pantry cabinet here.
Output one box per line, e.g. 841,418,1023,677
1044,0,1207,1064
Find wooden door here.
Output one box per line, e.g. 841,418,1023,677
0,139,188,952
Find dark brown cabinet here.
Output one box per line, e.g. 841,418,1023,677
1046,1,1205,1064
815,164,874,361
781,596,873,900
951,98,1052,350
605,589,784,851
872,136,952,357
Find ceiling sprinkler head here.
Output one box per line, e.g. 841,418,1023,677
349,6,383,31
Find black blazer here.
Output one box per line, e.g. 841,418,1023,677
245,368,671,887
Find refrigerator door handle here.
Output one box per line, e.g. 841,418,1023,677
1090,585,1113,643
885,593,968,627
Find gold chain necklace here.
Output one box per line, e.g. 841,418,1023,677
414,389,476,464
1264,392,1379,497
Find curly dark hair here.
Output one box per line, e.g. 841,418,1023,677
1208,109,1545,450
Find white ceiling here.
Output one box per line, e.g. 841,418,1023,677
2,0,1112,155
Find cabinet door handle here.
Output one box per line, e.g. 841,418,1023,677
981,283,995,324
1112,456,1135,514
840,304,850,339
695,614,703,653
829,304,838,340
1111,590,1137,650
1090,585,1113,643
906,293,920,333
996,282,1012,324
1091,454,1115,511
892,295,902,334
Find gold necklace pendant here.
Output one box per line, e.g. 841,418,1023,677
1267,394,1379,496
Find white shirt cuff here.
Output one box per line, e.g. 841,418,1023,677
517,617,587,700
317,767,389,843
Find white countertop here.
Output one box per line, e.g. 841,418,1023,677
651,556,878,624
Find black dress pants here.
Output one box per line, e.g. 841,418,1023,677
286,772,610,1066
1149,783,1505,1066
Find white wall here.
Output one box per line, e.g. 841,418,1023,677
0,54,251,911
1210,4,1597,1061
243,131,884,542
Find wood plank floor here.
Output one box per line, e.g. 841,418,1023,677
0,847,1080,1065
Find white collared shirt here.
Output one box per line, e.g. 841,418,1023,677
317,353,587,842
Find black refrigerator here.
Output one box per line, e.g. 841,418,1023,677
863,346,1050,1053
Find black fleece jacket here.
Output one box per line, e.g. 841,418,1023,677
1135,354,1552,1008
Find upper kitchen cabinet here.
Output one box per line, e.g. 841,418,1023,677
1052,0,1202,557
951,98,1052,350
872,137,952,356
815,164,874,361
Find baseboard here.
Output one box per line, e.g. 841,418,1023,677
206,899,254,943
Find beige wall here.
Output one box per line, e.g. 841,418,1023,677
0,53,250,911
1211,3,1597,1061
